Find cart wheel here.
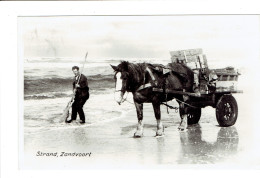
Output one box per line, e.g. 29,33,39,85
179,107,201,125
216,95,238,127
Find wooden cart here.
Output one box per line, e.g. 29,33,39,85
153,49,242,127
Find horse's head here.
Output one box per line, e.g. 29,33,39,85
110,61,130,105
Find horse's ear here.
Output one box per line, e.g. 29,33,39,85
121,61,129,71
110,64,118,71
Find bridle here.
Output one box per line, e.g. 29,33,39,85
114,71,129,93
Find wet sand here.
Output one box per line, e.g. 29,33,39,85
22,94,260,169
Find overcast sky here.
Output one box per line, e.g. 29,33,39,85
20,15,259,65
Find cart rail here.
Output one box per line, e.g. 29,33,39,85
152,87,243,97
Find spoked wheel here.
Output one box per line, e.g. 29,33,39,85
216,95,238,127
179,106,201,125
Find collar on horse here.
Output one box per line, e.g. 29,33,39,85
136,65,158,92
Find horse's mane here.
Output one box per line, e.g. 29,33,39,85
128,63,145,82
118,61,146,91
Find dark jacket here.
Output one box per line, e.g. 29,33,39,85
73,74,89,99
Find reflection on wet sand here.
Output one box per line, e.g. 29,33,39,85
155,137,166,164
178,124,239,164
120,123,239,164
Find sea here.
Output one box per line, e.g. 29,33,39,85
23,57,247,135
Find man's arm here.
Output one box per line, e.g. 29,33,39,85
73,81,76,90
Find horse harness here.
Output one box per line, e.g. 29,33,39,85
136,64,158,92
135,64,198,112
136,63,191,92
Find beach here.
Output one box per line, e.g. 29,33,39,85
22,93,260,168
22,58,260,168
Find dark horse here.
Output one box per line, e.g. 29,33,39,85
111,61,194,137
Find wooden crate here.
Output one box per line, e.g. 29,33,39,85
170,48,203,62
170,48,203,57
170,48,208,69
214,67,240,92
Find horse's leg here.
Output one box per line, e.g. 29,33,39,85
152,101,164,136
134,102,144,138
178,103,188,132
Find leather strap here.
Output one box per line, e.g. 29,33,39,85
136,65,158,92
136,83,153,91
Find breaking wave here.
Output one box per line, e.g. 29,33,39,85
24,74,115,99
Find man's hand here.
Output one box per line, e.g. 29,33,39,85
75,84,80,88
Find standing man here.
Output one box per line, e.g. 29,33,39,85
66,66,89,124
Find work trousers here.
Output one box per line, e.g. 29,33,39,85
71,96,88,122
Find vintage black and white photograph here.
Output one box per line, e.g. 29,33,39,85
19,15,260,169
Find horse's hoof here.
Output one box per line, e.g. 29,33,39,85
133,134,143,138
134,131,143,138
155,133,164,137
155,130,164,137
